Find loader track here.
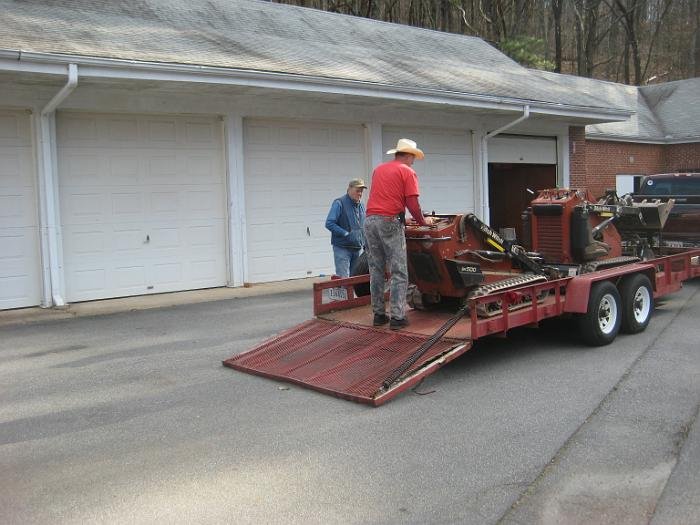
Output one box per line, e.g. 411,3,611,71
467,273,548,299
581,256,640,273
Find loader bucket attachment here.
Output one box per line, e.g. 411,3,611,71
616,199,674,232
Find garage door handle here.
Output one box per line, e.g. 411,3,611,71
145,234,150,243
307,227,310,236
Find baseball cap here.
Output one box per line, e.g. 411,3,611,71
348,178,367,189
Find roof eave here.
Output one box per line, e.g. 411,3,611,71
586,133,700,145
0,49,633,122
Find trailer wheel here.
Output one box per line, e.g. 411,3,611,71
350,252,370,297
578,281,621,346
619,273,653,334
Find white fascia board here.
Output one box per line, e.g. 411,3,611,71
586,134,700,145
0,50,633,122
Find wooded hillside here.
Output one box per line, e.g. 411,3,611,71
269,0,700,85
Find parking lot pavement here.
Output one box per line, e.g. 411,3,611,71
0,278,323,328
0,279,698,524
500,279,700,525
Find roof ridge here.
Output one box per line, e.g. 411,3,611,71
248,0,513,50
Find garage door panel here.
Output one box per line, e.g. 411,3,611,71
489,136,556,164
0,151,33,187
109,156,140,185
60,115,101,144
244,119,366,282
59,112,226,302
186,189,223,217
186,155,218,181
383,127,474,216
111,192,144,218
148,120,177,142
188,224,220,247
0,110,41,309
0,273,34,305
0,112,30,144
114,265,147,289
189,258,220,282
150,191,178,217
146,156,178,182
70,268,106,295
151,262,181,285
0,192,34,228
66,228,107,255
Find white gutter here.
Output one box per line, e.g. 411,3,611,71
485,105,531,139
480,105,531,221
38,63,78,307
586,134,700,145
0,50,633,122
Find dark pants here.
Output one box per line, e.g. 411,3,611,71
363,215,408,320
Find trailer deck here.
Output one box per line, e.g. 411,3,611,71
223,251,699,406
223,317,471,406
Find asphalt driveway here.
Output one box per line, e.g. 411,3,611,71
1,280,698,524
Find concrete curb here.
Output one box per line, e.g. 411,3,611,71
0,277,326,328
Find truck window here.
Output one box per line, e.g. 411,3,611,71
641,178,700,195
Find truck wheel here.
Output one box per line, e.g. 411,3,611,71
578,281,621,346
619,273,653,334
350,252,370,297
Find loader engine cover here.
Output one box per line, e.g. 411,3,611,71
529,188,622,264
444,259,485,289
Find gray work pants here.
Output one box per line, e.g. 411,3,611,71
363,215,408,320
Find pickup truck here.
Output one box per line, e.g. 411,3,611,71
632,172,700,249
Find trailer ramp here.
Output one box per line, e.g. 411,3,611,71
223,318,471,406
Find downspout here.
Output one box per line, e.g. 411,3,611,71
480,105,530,221
39,63,78,307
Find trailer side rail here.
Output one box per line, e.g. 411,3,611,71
314,250,699,341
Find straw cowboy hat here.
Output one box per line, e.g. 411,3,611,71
386,138,425,160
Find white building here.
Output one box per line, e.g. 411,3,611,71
0,0,632,310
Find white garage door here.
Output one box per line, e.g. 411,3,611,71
382,127,474,215
489,135,557,164
58,112,227,302
244,119,367,282
0,110,41,310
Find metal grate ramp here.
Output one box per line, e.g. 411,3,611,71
223,318,472,406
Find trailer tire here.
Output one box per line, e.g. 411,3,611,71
577,281,621,346
350,252,370,297
619,273,653,334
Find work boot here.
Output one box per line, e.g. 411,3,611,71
373,313,389,326
390,317,409,330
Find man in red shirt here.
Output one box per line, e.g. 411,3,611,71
364,138,433,329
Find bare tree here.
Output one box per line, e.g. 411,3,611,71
268,0,697,83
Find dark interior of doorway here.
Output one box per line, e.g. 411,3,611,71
488,163,557,243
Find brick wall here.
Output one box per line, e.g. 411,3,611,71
584,140,665,197
569,126,587,188
665,143,700,171
568,126,700,198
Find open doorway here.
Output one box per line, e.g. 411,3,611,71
488,163,556,242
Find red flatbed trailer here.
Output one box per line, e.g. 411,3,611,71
223,250,699,406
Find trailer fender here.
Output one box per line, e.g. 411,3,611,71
563,264,656,314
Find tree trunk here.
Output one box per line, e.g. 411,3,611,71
553,0,563,73
694,0,700,76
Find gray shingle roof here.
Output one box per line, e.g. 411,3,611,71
638,79,700,142
0,0,630,116
531,70,700,142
